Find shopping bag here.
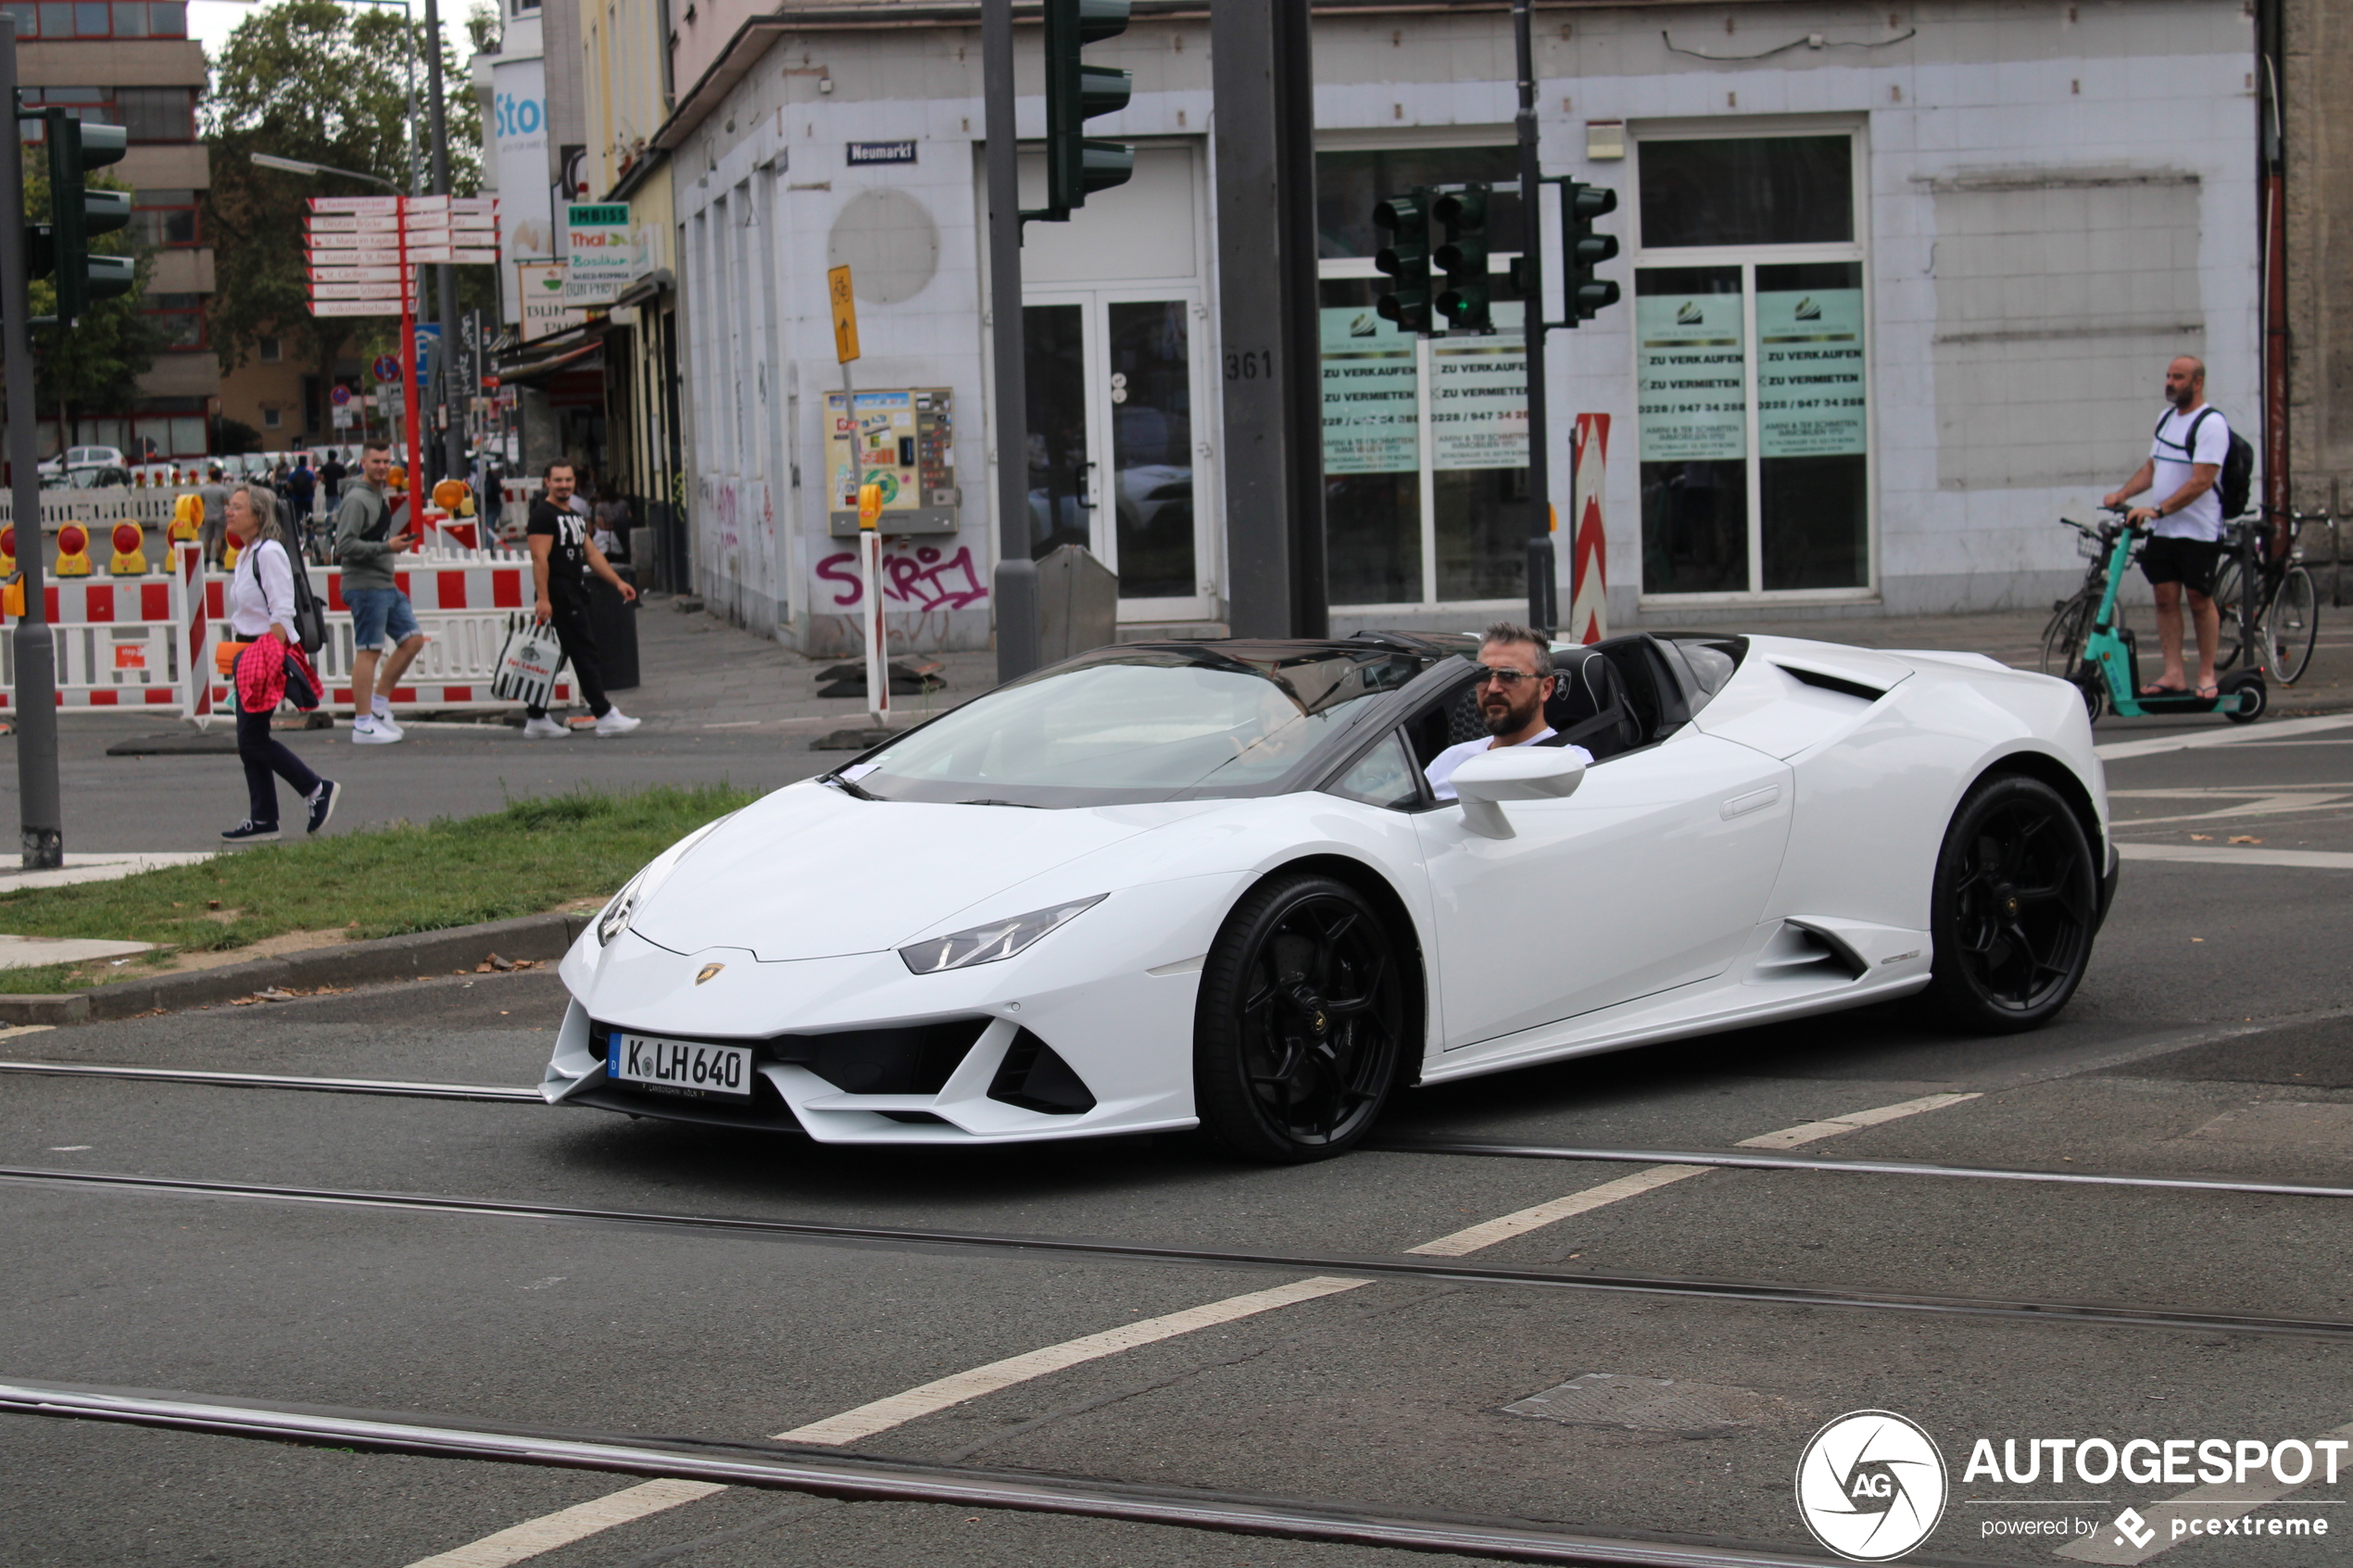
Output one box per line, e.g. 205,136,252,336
491,613,567,708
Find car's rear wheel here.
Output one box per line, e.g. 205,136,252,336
1923,775,2098,1034
1193,872,1407,1162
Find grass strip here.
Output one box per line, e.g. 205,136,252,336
0,784,762,992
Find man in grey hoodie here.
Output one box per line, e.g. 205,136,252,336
333,444,423,744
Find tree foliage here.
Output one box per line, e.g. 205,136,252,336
203,0,484,385
20,144,158,441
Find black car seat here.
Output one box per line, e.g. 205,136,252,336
1541,646,1644,759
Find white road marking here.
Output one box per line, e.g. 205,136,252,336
1403,1166,1708,1257
2053,1420,2353,1564
774,1275,1369,1446
2120,843,2353,870
0,1024,54,1042
2106,791,2353,828
403,1480,729,1568
1736,1092,1981,1149
402,1091,1982,1566
2095,715,2353,761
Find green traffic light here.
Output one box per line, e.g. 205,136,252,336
1431,182,1491,333
1043,0,1132,214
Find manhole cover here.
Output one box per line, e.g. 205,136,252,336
1504,1374,1793,1435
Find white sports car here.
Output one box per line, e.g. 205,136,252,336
545,632,2115,1161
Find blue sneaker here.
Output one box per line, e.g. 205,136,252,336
221,820,279,842
306,779,340,835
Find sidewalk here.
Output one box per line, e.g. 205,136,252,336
620,595,2352,723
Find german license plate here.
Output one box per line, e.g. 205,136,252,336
609,1033,753,1098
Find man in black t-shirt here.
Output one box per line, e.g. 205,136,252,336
522,458,641,737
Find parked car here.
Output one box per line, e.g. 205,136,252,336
36,445,126,477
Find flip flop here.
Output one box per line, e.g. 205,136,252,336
2196,682,2221,700
2139,682,2187,696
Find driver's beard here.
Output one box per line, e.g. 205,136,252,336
1481,691,1538,736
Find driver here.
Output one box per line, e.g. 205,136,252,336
1425,622,1594,801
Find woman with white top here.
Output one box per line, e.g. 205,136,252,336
221,483,339,841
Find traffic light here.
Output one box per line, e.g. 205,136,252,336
1565,180,1621,322
1431,183,1491,332
1372,189,1432,335
44,110,134,325
1043,0,1133,215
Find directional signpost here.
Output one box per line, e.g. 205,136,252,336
305,194,497,499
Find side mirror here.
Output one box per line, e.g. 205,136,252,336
1450,746,1586,839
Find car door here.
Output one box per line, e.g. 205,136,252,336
1413,725,1794,1051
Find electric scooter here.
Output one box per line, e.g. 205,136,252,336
2072,505,2266,724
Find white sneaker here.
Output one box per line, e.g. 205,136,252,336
370,712,404,740
522,715,569,739
351,718,402,746
593,707,642,736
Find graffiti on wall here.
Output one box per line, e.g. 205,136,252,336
812,539,989,614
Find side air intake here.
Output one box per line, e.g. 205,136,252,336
988,1029,1097,1115
1749,922,1869,985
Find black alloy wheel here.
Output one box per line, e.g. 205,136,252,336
1923,775,2098,1034
1193,872,1409,1162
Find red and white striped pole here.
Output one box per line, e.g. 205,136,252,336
399,196,422,528
1568,414,1610,646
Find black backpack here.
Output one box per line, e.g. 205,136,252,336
273,537,330,656
2157,408,2255,520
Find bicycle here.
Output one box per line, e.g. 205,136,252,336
2208,506,2321,684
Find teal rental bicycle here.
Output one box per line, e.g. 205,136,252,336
2053,504,2266,724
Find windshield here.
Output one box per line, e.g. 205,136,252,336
842,645,1433,806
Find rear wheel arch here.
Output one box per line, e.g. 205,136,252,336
1971,748,2106,868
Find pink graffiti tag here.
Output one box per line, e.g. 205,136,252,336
813,544,990,612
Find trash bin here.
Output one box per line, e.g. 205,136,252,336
585,565,640,691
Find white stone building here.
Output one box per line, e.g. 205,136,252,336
653,0,2256,653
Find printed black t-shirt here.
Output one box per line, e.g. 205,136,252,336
527,496,590,591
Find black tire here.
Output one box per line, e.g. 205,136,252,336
2225,676,2268,724
2037,598,2092,678
2209,557,2248,671
2264,565,2319,684
1193,872,1409,1162
1922,775,2098,1034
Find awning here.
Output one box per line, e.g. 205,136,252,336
497,338,604,385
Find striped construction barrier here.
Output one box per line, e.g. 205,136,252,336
0,543,573,718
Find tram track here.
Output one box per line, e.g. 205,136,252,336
6,1162,2347,1341
0,1378,1887,1568
11,1059,2352,1203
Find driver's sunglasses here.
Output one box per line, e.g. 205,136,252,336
1474,665,1541,688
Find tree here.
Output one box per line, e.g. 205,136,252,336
19,143,159,450
203,0,484,420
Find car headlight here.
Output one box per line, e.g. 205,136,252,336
899,895,1106,975
596,872,645,947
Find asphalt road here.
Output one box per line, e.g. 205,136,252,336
3,716,2352,1566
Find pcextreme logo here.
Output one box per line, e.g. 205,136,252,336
1794,1411,1949,1562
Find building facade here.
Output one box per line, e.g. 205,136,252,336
646,0,2256,653
10,0,215,459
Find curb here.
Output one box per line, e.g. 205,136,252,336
0,912,591,1025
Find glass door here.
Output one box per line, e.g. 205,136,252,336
1023,291,1215,622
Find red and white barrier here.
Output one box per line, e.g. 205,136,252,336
1569,413,1610,646
0,542,572,718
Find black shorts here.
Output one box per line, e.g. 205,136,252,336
2139,534,2222,596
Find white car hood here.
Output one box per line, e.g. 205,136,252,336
625,783,1160,961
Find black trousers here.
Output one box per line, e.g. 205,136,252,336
526,590,610,720
238,705,321,827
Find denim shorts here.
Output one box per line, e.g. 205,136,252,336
345,586,421,649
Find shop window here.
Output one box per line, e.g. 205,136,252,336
1317,143,1533,611
1632,130,1870,599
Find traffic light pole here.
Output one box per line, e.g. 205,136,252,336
982,0,1038,684
1513,0,1556,637
0,19,62,867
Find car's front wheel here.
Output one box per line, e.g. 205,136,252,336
1193,872,1408,1162
1924,774,2098,1033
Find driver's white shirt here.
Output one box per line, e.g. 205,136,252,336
1425,726,1591,801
